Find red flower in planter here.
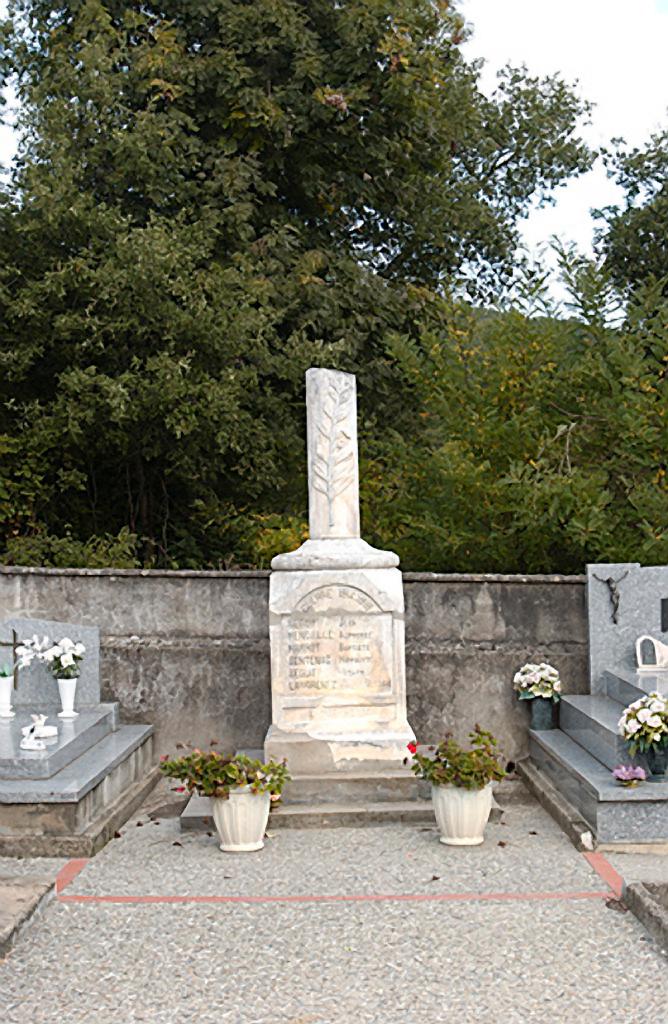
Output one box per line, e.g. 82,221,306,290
407,741,418,754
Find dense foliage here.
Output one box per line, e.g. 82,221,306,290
0,0,598,570
358,265,668,573
159,748,290,799
409,727,506,790
599,129,668,294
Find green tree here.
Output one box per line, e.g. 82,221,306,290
598,127,668,294
0,0,592,567
359,254,668,573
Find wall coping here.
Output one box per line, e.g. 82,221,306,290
0,565,586,584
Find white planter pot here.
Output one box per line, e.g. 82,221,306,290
211,787,271,853
57,677,79,719
0,676,14,718
431,782,493,846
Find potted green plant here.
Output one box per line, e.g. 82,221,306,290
513,662,561,730
160,749,290,852
0,662,14,719
408,727,506,846
618,692,668,782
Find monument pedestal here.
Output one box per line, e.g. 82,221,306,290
265,566,414,772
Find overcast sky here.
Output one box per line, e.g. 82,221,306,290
1,0,667,287
463,0,668,266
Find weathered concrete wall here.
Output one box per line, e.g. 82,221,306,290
0,567,587,761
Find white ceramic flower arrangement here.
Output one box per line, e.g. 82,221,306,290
618,692,668,781
16,634,86,719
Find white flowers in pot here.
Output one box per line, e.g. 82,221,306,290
513,663,562,701
16,634,86,718
513,662,562,731
618,692,668,780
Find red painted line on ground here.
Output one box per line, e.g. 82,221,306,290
57,889,610,907
582,851,624,899
55,858,89,895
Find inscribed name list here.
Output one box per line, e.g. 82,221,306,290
285,585,392,693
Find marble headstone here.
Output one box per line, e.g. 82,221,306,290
587,562,668,692
0,618,100,708
265,368,415,773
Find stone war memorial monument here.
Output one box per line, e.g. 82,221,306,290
264,368,416,775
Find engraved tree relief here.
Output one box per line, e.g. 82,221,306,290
311,378,356,528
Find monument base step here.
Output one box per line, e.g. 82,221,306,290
180,784,518,832
181,792,437,830
0,726,157,854
282,770,425,805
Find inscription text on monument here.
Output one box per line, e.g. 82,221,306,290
283,585,391,694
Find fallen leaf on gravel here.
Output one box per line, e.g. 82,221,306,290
497,840,507,847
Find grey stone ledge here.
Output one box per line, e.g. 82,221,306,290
2,565,586,585
0,564,272,579
0,724,153,803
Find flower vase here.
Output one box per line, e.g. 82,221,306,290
431,782,494,846
0,676,15,719
529,697,555,731
645,745,668,782
211,787,271,852
57,677,79,719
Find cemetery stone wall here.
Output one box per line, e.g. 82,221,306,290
0,567,587,761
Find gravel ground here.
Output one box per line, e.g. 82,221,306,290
1,898,665,1024
62,802,602,899
1,796,667,1024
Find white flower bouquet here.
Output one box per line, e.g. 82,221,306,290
513,662,562,702
15,635,52,668
618,692,668,756
16,635,86,680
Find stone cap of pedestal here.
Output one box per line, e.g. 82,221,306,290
271,538,399,572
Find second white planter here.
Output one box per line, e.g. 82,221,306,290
0,675,15,718
57,677,79,719
431,782,494,846
211,786,271,853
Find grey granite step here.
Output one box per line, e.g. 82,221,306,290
0,725,155,841
0,724,153,804
559,693,629,769
0,704,118,780
530,729,668,844
603,668,668,706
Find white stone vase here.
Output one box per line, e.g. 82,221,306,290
0,676,15,718
57,677,79,719
211,787,271,853
431,782,494,846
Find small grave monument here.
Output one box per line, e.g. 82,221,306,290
264,368,416,773
525,562,668,845
0,616,156,854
